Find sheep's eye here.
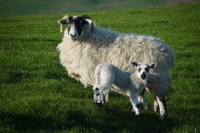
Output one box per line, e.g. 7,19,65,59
80,20,83,24
138,68,141,72
145,67,149,73
79,20,86,27
66,23,69,26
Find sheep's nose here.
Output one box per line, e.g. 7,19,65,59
70,33,76,38
141,72,146,79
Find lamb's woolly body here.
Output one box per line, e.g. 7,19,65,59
93,63,147,115
57,24,175,97
95,63,144,94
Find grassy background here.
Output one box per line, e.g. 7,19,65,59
0,0,166,16
0,3,200,133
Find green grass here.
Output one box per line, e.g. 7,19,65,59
0,3,200,133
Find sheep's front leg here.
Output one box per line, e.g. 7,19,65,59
138,89,148,109
130,93,140,116
156,96,168,120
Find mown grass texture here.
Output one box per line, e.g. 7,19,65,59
0,3,200,133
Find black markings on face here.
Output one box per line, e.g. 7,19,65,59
145,67,149,73
67,26,71,35
66,17,73,35
67,17,87,37
138,68,141,73
138,65,150,74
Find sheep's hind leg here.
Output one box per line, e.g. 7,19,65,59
103,89,110,103
94,87,101,104
94,84,111,105
156,96,168,120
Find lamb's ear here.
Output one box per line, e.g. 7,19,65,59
150,62,156,68
131,62,138,67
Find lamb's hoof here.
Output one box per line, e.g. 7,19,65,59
135,114,142,118
97,103,103,107
95,102,103,107
159,113,168,120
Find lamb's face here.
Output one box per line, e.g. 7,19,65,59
131,62,156,82
58,15,93,41
136,64,151,80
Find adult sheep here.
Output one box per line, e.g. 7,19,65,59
57,15,175,120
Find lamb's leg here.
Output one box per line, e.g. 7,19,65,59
94,84,111,105
130,93,140,116
138,88,148,109
153,96,159,113
99,87,106,105
93,68,102,104
103,89,110,103
93,87,101,104
94,67,114,105
156,96,168,120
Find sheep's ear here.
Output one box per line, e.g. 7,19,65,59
58,15,70,25
58,14,71,33
131,62,138,67
80,15,92,24
85,19,93,24
81,15,94,30
150,62,156,68
58,19,67,25
58,19,69,33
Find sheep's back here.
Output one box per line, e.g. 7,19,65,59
107,34,175,72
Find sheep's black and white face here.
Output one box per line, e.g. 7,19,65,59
131,62,156,81
58,15,93,41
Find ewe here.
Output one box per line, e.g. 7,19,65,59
93,62,156,116
57,15,175,120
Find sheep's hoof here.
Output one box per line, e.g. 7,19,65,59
94,102,103,107
97,103,103,107
159,113,168,120
135,114,142,118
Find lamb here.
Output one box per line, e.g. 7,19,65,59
93,62,156,116
57,14,175,120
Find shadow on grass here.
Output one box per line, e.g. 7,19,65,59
0,105,179,132
88,105,178,133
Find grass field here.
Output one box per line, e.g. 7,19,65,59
0,3,200,133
